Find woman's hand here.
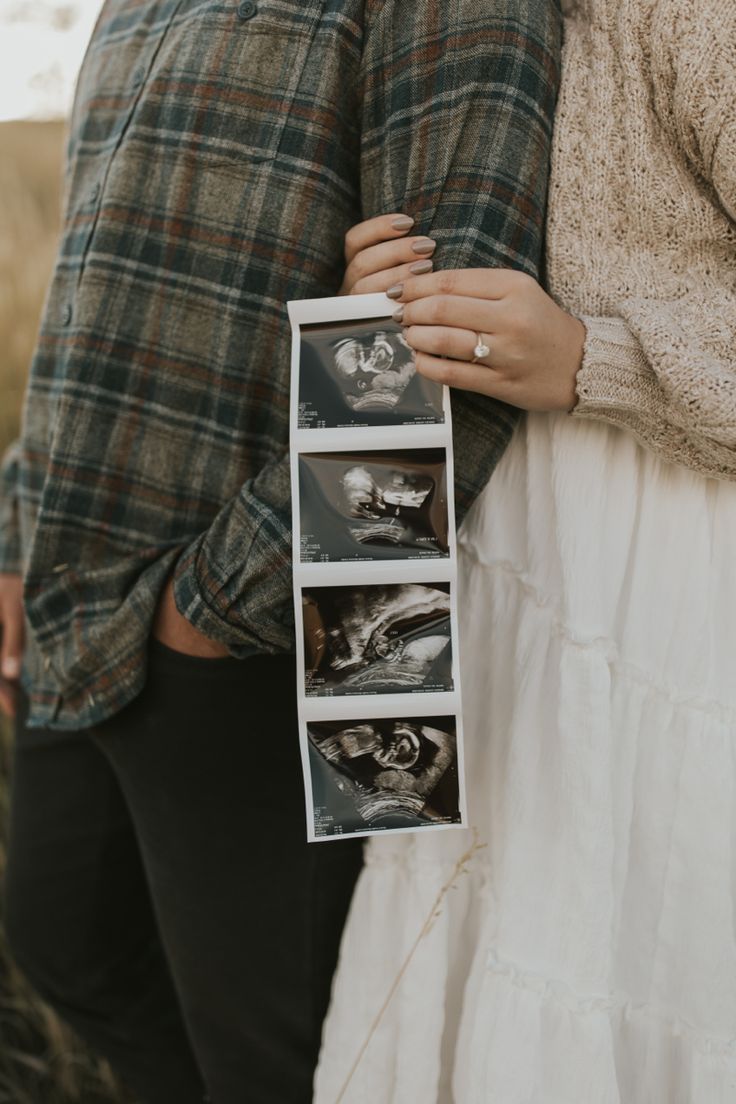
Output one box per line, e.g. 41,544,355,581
340,213,437,295
341,216,585,411
388,269,586,413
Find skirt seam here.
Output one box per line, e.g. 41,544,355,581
458,544,736,725
482,948,736,1059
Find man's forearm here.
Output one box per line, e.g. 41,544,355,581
361,0,561,519
171,455,294,653
171,0,561,651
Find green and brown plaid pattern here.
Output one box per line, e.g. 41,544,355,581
0,0,560,729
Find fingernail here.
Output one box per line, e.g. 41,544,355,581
392,306,404,323
2,657,20,680
409,259,433,275
392,215,414,231
412,238,436,255
386,283,403,300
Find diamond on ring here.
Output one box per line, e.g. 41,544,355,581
474,338,490,360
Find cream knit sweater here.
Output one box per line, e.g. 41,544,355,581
548,0,736,478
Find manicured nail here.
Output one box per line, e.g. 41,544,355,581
392,215,414,231
2,657,20,680
392,306,404,323
386,283,403,299
412,238,436,255
409,259,433,275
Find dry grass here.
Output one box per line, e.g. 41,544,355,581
0,120,131,1104
0,120,66,454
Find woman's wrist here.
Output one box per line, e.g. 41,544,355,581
561,313,587,412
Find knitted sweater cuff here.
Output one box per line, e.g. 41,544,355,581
570,315,736,481
572,315,659,421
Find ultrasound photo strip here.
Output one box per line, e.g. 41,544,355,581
288,292,467,842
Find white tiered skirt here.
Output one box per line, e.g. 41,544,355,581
315,413,736,1104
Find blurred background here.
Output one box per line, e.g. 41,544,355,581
1,2,133,1098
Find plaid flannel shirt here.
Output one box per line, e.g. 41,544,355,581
0,0,560,730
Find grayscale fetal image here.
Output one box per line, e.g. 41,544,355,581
298,318,444,428
299,449,450,562
301,582,453,697
308,716,461,836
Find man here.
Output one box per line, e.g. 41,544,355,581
0,1,560,1101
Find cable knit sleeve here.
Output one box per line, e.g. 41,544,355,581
573,296,736,479
570,3,736,480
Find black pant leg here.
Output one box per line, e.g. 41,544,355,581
95,643,364,1104
4,698,206,1104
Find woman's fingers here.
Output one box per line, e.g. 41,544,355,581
344,213,416,265
387,267,582,414
387,267,534,304
403,324,491,364
350,258,434,296
342,235,436,294
394,295,501,337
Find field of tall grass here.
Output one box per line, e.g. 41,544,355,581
0,122,65,453
0,120,130,1104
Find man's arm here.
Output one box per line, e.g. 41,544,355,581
169,0,561,655
360,0,560,272
169,455,294,655
361,0,561,516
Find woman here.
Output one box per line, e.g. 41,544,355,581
316,0,736,1100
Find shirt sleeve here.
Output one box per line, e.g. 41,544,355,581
173,0,562,653
0,441,22,575
361,0,561,516
172,453,295,654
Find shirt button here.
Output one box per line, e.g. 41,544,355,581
90,181,101,204
132,65,146,87
237,0,257,19
61,303,73,326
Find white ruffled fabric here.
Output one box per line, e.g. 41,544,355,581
315,412,736,1104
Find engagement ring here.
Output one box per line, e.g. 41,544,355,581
472,333,490,363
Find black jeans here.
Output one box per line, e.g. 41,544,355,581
4,643,364,1104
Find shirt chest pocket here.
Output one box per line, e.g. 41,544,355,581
141,0,324,168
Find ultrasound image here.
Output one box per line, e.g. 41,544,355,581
308,716,461,836
298,318,444,429
299,449,449,562
302,582,453,697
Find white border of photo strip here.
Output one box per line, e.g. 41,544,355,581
288,292,467,842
